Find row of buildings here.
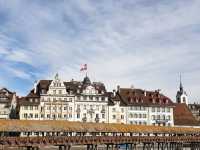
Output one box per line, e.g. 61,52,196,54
0,73,199,127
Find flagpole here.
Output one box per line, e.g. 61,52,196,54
86,64,88,77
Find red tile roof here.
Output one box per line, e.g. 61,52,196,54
173,103,199,126
113,88,174,107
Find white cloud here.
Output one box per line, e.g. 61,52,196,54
0,0,200,101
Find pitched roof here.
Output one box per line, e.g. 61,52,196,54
37,80,52,93
18,96,40,106
30,77,107,96
173,103,199,126
116,88,174,107
0,88,15,104
64,80,107,95
0,120,200,134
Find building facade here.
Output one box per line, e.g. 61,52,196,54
108,90,127,124
0,88,17,119
109,87,175,126
65,76,109,123
19,74,109,123
188,103,200,121
20,74,75,121
19,74,175,126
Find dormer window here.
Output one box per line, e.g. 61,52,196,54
131,98,134,103
156,93,159,97
29,98,33,102
163,98,168,104
41,89,45,94
156,98,159,103
159,99,162,104
128,97,131,102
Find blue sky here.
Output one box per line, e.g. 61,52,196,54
0,0,200,102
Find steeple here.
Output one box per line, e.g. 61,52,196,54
176,74,188,105
179,74,183,93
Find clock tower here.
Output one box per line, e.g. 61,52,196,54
176,75,188,105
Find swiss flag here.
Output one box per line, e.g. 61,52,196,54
80,64,87,71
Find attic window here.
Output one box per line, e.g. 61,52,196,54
156,93,159,97
29,98,33,102
128,97,131,102
163,99,169,104
41,89,45,94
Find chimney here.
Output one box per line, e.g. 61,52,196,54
34,80,38,94
117,85,120,92
144,90,147,96
113,89,116,97
11,92,17,108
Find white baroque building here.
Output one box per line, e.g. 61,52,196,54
65,76,109,123
19,74,109,123
19,74,175,126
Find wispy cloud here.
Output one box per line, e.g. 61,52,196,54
0,0,200,102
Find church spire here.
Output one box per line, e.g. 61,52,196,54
179,73,183,93
176,73,188,105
